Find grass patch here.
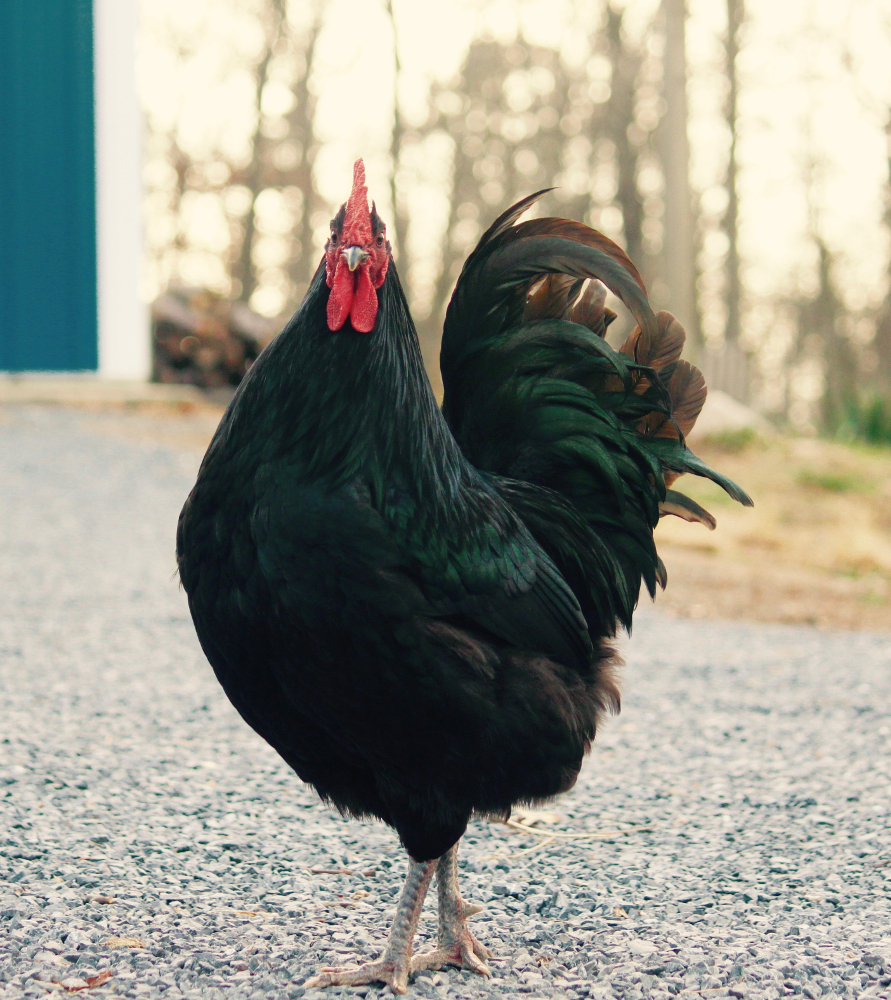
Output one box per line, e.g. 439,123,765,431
836,395,891,447
701,427,759,453
832,555,887,579
859,592,889,607
795,468,864,493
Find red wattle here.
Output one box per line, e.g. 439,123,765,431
350,268,378,333
326,258,353,331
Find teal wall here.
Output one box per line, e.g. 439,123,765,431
0,1,98,371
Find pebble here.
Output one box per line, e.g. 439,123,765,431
1,404,891,999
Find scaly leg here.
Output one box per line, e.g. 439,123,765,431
411,842,492,976
305,856,435,994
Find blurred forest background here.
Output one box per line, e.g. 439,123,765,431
139,0,891,441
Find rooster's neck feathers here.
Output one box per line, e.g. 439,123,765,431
226,262,467,507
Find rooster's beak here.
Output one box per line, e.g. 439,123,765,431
342,246,370,272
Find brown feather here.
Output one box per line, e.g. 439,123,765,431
619,325,642,361
524,274,579,322
648,311,686,372
665,361,707,439
566,280,616,338
620,312,700,440
638,410,671,437
618,328,651,397
658,490,717,530
620,311,686,372
523,274,617,341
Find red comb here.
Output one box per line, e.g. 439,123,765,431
342,159,372,245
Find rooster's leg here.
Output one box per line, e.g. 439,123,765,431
411,842,492,976
304,856,435,994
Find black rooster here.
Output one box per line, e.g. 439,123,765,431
177,160,751,992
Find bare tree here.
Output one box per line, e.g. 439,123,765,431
227,0,325,308
230,0,288,306
658,0,700,352
873,114,891,396
384,0,411,290
792,108,859,432
700,0,751,402
423,39,595,364
285,3,324,301
157,0,326,313
801,239,858,431
723,0,743,349
842,57,891,396
839,12,891,403
817,19,891,424
602,5,647,271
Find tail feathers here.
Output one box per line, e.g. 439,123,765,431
511,218,647,296
658,489,717,530
621,310,686,374
441,200,658,387
619,312,706,444
666,361,707,439
524,275,618,339
524,274,580,323
566,280,617,337
441,194,753,630
624,313,716,526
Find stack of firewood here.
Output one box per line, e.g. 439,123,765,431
152,288,277,389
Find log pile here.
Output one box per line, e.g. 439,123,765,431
152,288,277,389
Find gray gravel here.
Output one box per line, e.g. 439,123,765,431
2,402,891,1000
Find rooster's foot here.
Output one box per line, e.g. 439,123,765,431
411,927,492,976
411,843,492,976
303,856,436,995
305,957,412,993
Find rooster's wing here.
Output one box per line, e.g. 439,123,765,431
253,475,593,670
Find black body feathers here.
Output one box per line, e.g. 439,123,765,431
177,197,750,861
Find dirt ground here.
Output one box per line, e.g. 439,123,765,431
40,399,891,635
655,432,891,632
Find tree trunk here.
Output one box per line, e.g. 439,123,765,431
813,240,857,431
873,114,891,395
659,0,700,352
287,5,324,302
233,0,287,306
704,0,750,402
385,0,411,301
723,0,743,348
604,5,646,272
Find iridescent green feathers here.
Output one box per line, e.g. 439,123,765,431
440,193,752,630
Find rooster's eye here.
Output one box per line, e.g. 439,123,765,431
331,232,338,245
376,234,384,246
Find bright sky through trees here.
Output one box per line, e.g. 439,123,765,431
138,0,891,396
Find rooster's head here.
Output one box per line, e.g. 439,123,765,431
325,159,391,333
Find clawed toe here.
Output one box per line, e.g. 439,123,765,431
305,958,410,993
411,932,492,976
472,935,494,962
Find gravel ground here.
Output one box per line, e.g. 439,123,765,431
2,402,891,1000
